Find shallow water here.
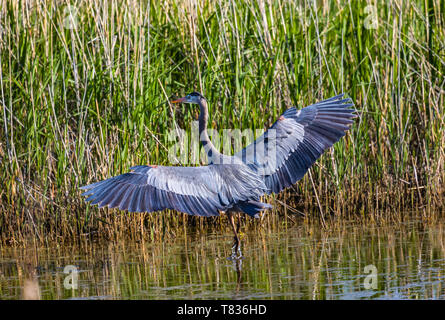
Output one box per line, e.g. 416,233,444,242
1,218,445,299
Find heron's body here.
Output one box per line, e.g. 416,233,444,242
99,161,268,217
81,92,356,252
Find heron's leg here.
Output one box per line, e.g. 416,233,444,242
236,213,242,258
228,212,240,255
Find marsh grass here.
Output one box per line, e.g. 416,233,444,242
0,0,444,245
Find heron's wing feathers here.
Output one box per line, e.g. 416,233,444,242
236,94,356,194
80,164,265,216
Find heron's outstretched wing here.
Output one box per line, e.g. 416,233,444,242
80,164,265,216
236,94,356,194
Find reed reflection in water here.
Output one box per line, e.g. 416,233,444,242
0,218,444,299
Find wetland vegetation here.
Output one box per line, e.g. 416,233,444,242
0,0,444,245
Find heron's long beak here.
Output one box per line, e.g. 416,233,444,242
171,97,186,104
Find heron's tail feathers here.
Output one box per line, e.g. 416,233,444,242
236,200,272,218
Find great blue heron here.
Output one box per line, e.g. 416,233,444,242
80,92,356,254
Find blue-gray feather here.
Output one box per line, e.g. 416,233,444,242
236,94,356,194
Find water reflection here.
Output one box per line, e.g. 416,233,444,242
0,219,444,299
21,259,41,300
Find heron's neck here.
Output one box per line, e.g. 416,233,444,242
198,99,220,164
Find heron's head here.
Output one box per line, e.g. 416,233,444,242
171,92,205,105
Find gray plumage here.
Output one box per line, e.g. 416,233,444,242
80,93,356,218
236,94,356,194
